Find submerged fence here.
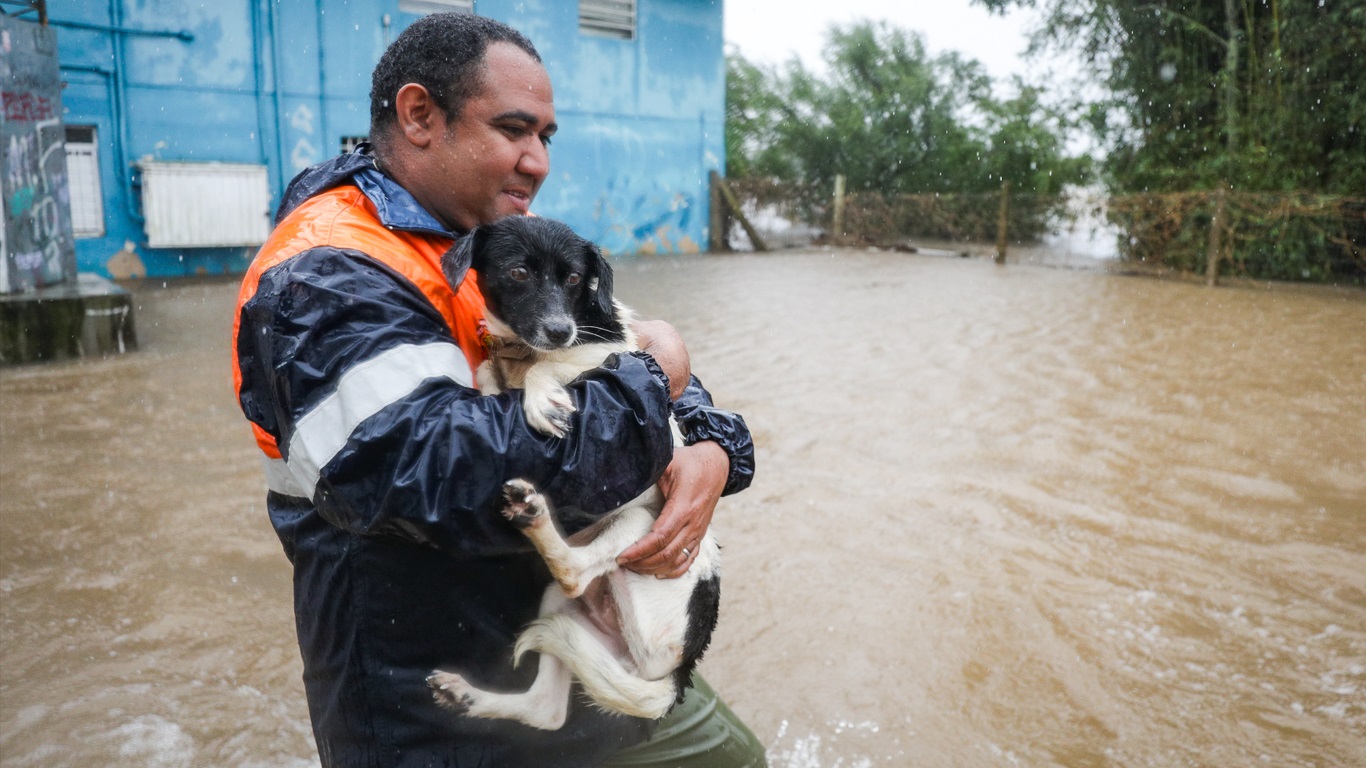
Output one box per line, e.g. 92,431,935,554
719,177,1366,285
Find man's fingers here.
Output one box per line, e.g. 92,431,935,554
616,530,668,564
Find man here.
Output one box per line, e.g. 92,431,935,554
231,13,764,768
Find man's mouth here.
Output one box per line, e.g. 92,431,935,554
502,190,532,213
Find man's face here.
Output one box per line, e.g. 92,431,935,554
415,43,557,232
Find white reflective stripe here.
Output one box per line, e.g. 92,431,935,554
262,456,310,498
285,342,473,496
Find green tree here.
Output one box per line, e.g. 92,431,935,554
974,0,1366,194
726,21,1087,198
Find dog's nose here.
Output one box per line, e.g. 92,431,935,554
543,319,574,347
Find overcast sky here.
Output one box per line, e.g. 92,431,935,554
723,0,1044,82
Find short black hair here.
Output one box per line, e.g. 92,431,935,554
369,13,541,135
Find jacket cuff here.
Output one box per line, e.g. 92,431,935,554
673,402,755,496
625,350,672,401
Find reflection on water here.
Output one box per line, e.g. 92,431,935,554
2,253,1363,767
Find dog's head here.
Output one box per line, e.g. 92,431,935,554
442,216,617,351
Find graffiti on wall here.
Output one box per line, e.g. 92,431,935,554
0,17,77,293
289,102,319,171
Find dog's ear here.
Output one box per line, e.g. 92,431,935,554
583,241,614,318
442,226,486,288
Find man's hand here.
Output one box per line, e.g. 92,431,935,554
631,319,690,400
616,441,728,578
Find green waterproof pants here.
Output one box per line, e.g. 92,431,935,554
601,675,768,768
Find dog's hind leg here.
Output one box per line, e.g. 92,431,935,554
428,647,573,730
502,479,656,598
516,613,677,720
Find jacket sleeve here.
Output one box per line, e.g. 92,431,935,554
671,376,755,496
236,247,676,556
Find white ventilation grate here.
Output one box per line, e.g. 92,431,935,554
139,162,271,249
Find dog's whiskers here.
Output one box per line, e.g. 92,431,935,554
575,326,614,342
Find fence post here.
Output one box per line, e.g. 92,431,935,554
1206,185,1227,286
994,180,1011,264
709,170,728,252
832,174,846,242
711,172,768,252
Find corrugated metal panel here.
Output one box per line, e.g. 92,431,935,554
139,162,271,248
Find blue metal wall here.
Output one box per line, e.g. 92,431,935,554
50,0,725,279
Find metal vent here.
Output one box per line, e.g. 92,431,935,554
580,0,635,40
398,0,473,14
139,162,271,249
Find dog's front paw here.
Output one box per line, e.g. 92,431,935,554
427,670,475,714
502,479,548,528
524,385,576,438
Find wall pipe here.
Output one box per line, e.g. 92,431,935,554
250,0,274,183
316,0,329,159
108,0,143,225
48,17,193,42
268,0,287,192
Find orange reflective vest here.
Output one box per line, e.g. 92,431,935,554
231,185,488,459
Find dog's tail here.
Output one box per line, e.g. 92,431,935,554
514,614,676,720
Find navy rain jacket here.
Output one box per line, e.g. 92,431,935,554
232,149,754,767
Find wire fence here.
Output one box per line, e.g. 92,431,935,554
720,178,1366,284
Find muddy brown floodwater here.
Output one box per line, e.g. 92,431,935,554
2,250,1364,767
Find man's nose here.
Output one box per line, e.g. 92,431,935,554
518,140,549,182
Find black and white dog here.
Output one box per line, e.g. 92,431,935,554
427,216,721,730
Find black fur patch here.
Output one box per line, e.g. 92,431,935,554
445,216,627,348
672,573,721,704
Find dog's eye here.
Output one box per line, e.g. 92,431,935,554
510,267,530,282
565,273,582,286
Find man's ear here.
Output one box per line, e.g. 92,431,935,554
393,83,441,149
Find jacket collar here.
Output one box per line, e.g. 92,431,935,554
274,143,461,239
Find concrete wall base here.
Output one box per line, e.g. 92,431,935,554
0,275,138,365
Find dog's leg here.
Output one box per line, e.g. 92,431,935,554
475,359,504,396
427,589,576,730
520,363,576,437
515,613,677,720
517,346,627,438
427,645,573,730
502,480,656,598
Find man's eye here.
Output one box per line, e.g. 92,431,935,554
540,134,553,148
510,267,530,282
565,273,582,286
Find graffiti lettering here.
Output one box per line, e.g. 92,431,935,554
2,91,56,122
13,250,43,270
288,102,319,171
3,105,70,288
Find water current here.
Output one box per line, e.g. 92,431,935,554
2,250,1363,767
